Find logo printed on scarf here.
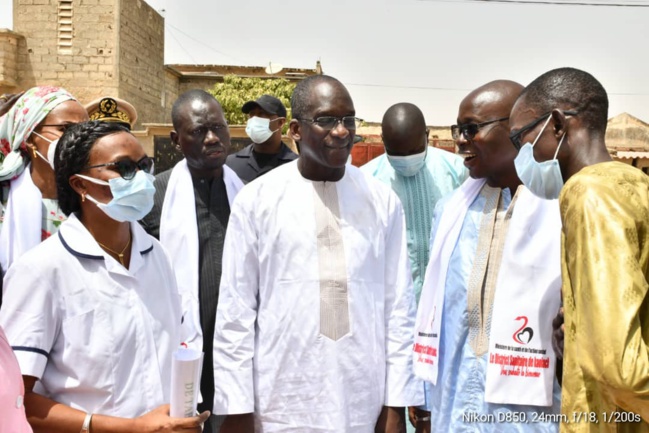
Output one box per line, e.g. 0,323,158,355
488,316,550,378
512,316,534,345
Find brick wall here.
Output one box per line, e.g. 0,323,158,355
0,29,22,94
12,0,119,104
162,68,179,123
117,0,165,128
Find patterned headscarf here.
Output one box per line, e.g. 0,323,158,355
0,86,76,181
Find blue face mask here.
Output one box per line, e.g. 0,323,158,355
514,114,565,200
386,146,427,177
76,170,155,222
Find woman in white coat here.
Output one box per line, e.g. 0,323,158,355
0,121,208,433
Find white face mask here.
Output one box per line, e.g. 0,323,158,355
386,146,428,177
31,131,60,170
513,114,565,200
245,116,281,144
75,171,155,222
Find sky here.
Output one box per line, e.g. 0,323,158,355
1,0,648,125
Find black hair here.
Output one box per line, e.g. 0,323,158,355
520,67,609,136
291,75,343,120
55,120,130,216
171,89,220,130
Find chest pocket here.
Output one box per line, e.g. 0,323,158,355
60,291,113,388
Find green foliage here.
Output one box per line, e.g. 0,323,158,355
209,75,296,128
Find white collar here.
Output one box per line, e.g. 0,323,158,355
58,213,153,275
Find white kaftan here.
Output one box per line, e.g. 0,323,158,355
213,161,423,432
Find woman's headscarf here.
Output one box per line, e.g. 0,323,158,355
0,86,76,181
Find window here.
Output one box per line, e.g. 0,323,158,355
57,0,73,55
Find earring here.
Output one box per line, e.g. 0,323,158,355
81,193,86,202
31,146,37,159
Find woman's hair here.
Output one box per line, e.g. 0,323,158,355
55,120,130,216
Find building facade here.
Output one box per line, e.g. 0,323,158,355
2,0,646,171
0,0,319,130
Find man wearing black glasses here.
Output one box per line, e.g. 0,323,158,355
213,75,423,433
140,89,245,433
413,80,563,432
509,67,649,432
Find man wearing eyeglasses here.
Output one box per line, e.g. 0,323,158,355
213,75,423,433
509,67,649,433
361,103,467,433
413,80,563,432
140,89,244,433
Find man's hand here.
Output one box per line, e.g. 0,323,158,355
219,413,254,433
134,404,209,433
551,306,564,360
375,406,406,433
408,407,431,433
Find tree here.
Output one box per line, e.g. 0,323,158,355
209,75,296,127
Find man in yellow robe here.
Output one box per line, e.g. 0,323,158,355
508,67,649,433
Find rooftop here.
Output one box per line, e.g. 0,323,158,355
165,61,323,81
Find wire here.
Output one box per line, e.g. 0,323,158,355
416,0,649,6
345,82,649,96
346,82,472,92
164,22,246,64
166,25,196,63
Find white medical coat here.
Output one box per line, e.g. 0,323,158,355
0,214,182,417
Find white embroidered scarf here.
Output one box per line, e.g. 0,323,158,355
0,86,75,181
413,177,485,384
160,159,244,349
413,182,562,406
484,187,561,406
0,166,42,272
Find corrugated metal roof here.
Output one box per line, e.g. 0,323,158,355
615,151,649,159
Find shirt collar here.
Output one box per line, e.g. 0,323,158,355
237,142,296,161
296,159,351,185
276,142,298,161
58,213,154,274
235,144,254,158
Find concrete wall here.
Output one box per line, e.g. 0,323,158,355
7,0,315,129
0,29,22,94
117,0,165,128
162,69,179,123
12,0,119,103
11,0,167,127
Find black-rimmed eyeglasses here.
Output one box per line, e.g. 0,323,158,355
451,117,509,141
296,116,363,131
38,123,75,133
84,156,155,180
509,110,578,150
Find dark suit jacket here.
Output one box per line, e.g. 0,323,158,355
225,142,297,183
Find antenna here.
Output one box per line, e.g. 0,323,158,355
265,62,284,74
